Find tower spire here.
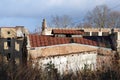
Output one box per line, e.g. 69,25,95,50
42,19,47,31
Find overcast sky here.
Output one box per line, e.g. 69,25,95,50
0,0,120,32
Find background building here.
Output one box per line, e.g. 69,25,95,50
0,26,29,65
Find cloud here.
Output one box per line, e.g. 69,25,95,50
0,0,119,31
0,0,118,17
0,17,42,31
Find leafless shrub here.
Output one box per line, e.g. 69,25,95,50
0,54,120,80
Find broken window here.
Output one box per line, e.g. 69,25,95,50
92,32,98,36
102,32,109,36
84,32,90,36
7,31,10,34
7,38,11,47
66,34,71,37
7,53,11,61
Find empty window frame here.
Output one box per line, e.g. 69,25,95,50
7,53,11,61
84,32,90,36
92,32,98,36
102,32,109,36
7,38,11,47
7,31,10,34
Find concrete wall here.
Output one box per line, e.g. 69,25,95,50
27,43,98,59
42,28,52,35
41,27,120,36
32,52,97,74
0,28,16,38
27,43,98,74
28,42,114,74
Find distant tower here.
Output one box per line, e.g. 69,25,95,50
42,19,47,32
41,19,47,35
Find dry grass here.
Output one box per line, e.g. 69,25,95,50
0,55,120,80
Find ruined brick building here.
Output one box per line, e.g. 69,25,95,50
0,19,120,74
0,26,29,65
27,19,120,74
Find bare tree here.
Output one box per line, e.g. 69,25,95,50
108,11,120,28
51,15,73,28
84,5,120,28
85,5,110,28
84,22,93,28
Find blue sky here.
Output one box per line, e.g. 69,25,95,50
0,0,120,32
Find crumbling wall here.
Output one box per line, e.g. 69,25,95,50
32,52,97,74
